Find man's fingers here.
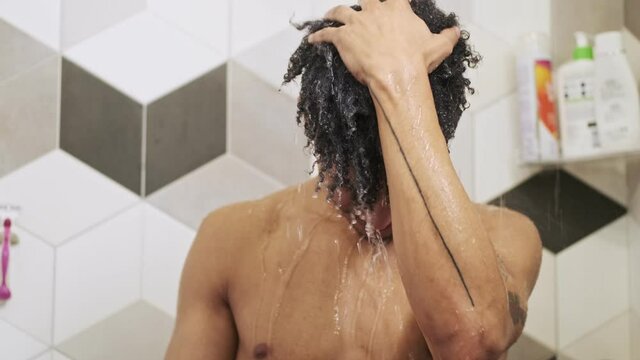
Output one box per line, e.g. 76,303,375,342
324,5,356,24
427,27,461,73
308,27,340,44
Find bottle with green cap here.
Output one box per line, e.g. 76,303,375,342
556,31,601,160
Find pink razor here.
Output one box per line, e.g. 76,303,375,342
0,218,11,300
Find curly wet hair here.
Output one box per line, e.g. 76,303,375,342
282,0,481,213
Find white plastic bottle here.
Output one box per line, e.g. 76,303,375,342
556,32,601,160
594,31,640,154
516,32,560,163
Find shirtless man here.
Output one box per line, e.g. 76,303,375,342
166,0,542,359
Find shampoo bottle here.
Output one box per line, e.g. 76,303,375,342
594,31,640,153
516,32,560,163
556,32,600,160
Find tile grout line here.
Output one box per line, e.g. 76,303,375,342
140,103,148,300
0,316,48,354
54,201,142,248
557,308,632,355
51,247,58,347
56,55,62,150
0,54,59,88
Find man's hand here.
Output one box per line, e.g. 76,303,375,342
307,0,460,86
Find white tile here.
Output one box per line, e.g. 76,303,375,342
142,204,195,317
0,319,48,360
0,0,60,50
0,150,139,246
231,0,313,55
234,27,305,99
464,24,517,113
310,0,349,18
449,112,475,198
434,0,473,24
61,0,145,49
472,0,551,46
557,216,630,348
560,311,631,360
564,158,628,207
148,154,284,230
54,204,144,344
64,12,226,104
0,226,54,345
523,248,557,350
148,0,229,56
472,94,541,203
32,350,71,360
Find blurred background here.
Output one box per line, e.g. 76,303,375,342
0,0,638,359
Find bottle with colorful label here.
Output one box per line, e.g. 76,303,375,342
516,32,560,163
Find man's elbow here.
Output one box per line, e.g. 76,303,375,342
430,320,513,360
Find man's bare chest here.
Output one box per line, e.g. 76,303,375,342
228,232,432,359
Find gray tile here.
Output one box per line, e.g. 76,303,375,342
145,64,227,196
0,19,55,83
551,0,625,64
229,61,311,186
0,57,59,176
56,301,174,360
509,334,556,360
60,58,143,194
627,0,640,40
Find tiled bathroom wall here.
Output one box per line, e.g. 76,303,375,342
0,0,638,359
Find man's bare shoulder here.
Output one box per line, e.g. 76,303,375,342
197,185,296,252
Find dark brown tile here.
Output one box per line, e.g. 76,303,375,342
490,169,627,254
60,58,143,194
627,0,640,40
145,64,227,195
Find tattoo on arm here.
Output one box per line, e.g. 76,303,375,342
371,93,475,307
508,292,527,327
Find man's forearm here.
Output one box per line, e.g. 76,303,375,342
368,66,510,355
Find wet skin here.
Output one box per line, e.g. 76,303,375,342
165,178,540,359
166,1,542,358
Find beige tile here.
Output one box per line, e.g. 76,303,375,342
229,60,311,186
56,301,174,360
148,154,284,230
560,311,632,360
508,334,556,360
551,0,625,65
0,56,59,177
0,19,55,83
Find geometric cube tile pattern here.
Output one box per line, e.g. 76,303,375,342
146,64,227,195
0,0,638,359
61,59,144,194
490,169,627,254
